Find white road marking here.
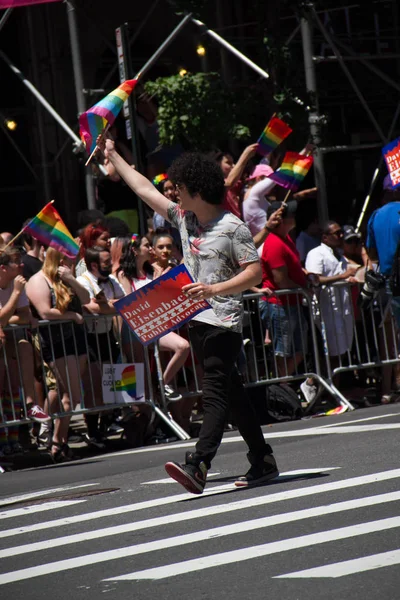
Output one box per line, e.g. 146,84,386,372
105,516,400,581
142,472,221,485
0,483,98,507
274,549,400,578
141,467,339,486
0,500,86,520
2,467,400,541
73,422,400,462
1,489,399,562
318,413,400,428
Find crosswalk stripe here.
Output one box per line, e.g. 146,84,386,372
105,516,400,581
273,549,400,578
75,421,400,462
0,500,86,520
1,489,400,562
3,467,400,540
0,483,98,507
140,467,339,486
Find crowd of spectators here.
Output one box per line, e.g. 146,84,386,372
1,141,399,468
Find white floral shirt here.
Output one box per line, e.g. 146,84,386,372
167,202,259,332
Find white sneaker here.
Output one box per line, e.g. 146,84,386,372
300,380,318,404
164,385,183,402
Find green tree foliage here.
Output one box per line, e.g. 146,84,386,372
144,72,250,151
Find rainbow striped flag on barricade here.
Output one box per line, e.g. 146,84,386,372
268,151,313,192
24,201,79,259
79,79,138,154
256,115,292,156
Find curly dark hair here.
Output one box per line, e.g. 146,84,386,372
168,152,225,205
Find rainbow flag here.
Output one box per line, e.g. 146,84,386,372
268,151,313,192
257,115,292,156
79,79,138,154
110,365,137,398
24,201,79,259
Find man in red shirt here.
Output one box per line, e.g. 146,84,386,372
260,200,309,377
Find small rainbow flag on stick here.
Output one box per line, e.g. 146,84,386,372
257,115,292,156
24,201,79,259
268,151,314,192
79,79,138,155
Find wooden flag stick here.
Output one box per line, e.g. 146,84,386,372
0,200,54,252
85,124,110,167
282,189,292,206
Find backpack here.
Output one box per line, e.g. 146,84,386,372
249,383,303,424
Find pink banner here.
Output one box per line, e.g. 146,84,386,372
0,0,62,8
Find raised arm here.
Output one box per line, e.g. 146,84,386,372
99,137,170,220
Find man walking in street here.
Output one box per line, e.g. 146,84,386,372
99,136,279,494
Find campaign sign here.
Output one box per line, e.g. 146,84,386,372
102,363,145,404
382,137,400,189
115,264,210,346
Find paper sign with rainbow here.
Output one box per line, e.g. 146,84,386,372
102,363,144,405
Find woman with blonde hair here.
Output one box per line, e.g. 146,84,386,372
27,249,90,462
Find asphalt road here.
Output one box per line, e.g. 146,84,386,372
1,404,400,600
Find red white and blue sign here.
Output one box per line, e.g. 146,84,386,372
382,137,400,190
115,264,210,346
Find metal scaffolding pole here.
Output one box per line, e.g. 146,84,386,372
300,7,329,223
311,6,387,144
66,1,96,210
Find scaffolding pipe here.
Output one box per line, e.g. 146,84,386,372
300,9,329,222
192,18,270,80
311,6,387,144
66,1,96,210
134,13,193,79
0,49,83,148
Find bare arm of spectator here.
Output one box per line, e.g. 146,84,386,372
0,275,26,327
305,250,360,284
58,265,90,306
224,144,258,188
99,137,170,220
271,265,304,290
26,274,82,324
83,295,117,315
253,206,284,249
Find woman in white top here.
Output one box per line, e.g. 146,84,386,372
117,235,190,409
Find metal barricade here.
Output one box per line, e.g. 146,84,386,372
0,314,190,441
242,288,355,411
315,281,400,402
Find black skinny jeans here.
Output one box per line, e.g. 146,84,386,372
189,322,270,468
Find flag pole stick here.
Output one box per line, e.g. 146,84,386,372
0,201,55,252
282,189,292,206
85,124,110,167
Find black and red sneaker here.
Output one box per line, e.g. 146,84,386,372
165,454,208,494
235,453,279,488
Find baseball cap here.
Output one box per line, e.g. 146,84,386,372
343,225,361,241
267,200,297,219
248,164,274,180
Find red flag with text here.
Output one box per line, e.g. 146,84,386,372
115,264,210,346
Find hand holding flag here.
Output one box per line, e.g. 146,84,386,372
79,79,138,165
